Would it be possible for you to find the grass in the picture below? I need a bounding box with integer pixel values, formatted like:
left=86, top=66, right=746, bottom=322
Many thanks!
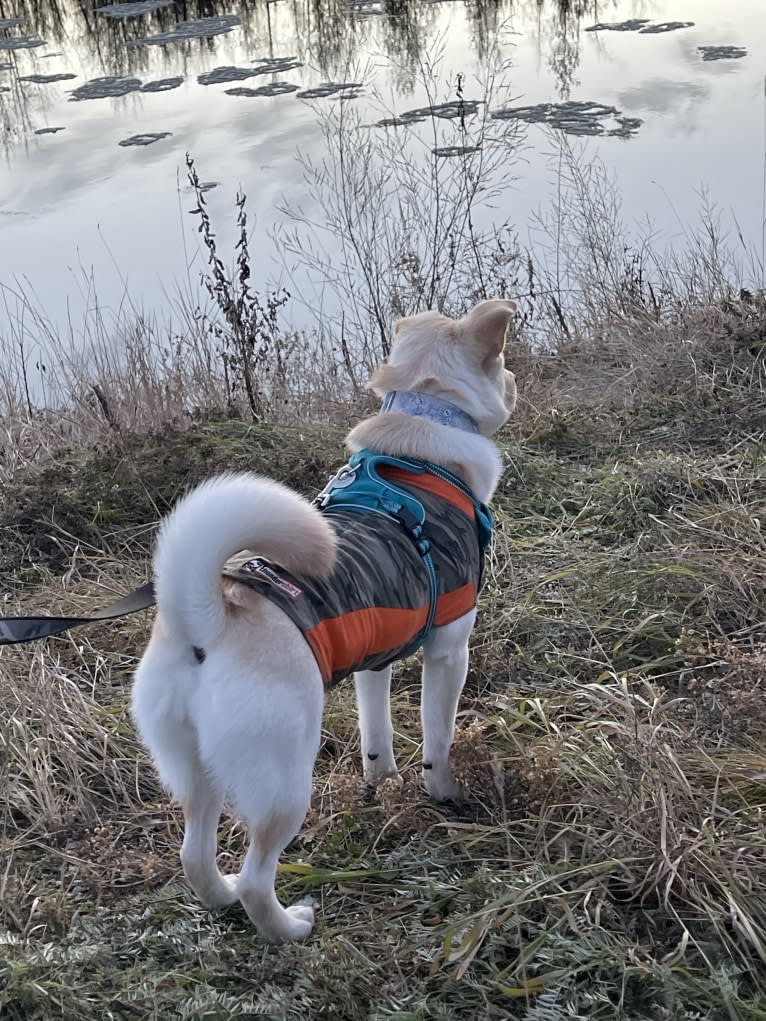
left=2, top=49, right=766, bottom=1020
left=2, top=297, right=766, bottom=1018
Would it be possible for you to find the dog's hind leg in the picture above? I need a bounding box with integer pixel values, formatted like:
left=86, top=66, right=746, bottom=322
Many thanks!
left=132, top=648, right=237, bottom=908
left=228, top=724, right=319, bottom=942
left=355, top=666, right=399, bottom=785
left=205, top=650, right=324, bottom=943
left=180, top=774, right=239, bottom=908
left=420, top=609, right=477, bottom=802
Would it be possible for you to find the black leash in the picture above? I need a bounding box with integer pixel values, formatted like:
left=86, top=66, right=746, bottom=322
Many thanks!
left=0, top=582, right=156, bottom=646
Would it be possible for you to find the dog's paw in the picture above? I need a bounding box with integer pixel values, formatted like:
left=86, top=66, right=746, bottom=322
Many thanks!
left=202, top=874, right=240, bottom=908
left=283, top=903, right=315, bottom=941
left=363, top=755, right=400, bottom=788
left=424, top=769, right=464, bottom=804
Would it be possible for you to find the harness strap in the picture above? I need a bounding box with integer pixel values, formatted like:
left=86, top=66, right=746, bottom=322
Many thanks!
left=314, top=449, right=491, bottom=646
left=0, top=582, right=156, bottom=646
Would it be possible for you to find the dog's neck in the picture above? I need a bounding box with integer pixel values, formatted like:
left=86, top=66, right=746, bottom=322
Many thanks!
left=380, top=391, right=479, bottom=435
left=345, top=397, right=503, bottom=504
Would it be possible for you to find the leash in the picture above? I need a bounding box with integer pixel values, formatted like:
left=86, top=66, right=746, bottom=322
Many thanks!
left=1, top=451, right=491, bottom=650
left=0, top=582, right=156, bottom=647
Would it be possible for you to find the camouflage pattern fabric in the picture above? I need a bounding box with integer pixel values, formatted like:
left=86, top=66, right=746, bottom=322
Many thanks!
left=223, top=473, right=484, bottom=688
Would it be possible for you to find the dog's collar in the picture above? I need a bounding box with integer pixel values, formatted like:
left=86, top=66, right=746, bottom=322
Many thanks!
left=380, top=391, right=480, bottom=435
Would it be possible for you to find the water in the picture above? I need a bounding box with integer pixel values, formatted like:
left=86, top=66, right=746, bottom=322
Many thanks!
left=0, top=0, right=764, bottom=350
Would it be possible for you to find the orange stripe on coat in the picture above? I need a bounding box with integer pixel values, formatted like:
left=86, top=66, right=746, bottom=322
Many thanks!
left=377, top=466, right=476, bottom=519
left=306, top=582, right=478, bottom=684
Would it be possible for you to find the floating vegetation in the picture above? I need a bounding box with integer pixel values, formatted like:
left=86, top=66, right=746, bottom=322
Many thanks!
left=70, top=76, right=142, bottom=100
left=34, top=126, right=66, bottom=134
left=199, top=58, right=303, bottom=85
left=297, top=82, right=363, bottom=100
left=225, top=82, right=299, bottom=97
left=0, top=35, right=45, bottom=50
left=97, top=0, right=175, bottom=16
left=698, top=45, right=747, bottom=61
left=491, top=100, right=642, bottom=138
left=639, top=21, right=694, bottom=34
left=0, top=17, right=26, bottom=29
left=199, top=181, right=218, bottom=192
left=140, top=76, right=184, bottom=92
left=0, top=84, right=9, bottom=92
left=606, top=116, right=644, bottom=138
left=433, top=144, right=481, bottom=157
left=128, top=15, right=240, bottom=47
left=585, top=19, right=650, bottom=32
left=19, top=72, right=78, bottom=84
left=376, top=99, right=479, bottom=127
left=586, top=19, right=694, bottom=34
left=0, top=63, right=11, bottom=71
left=252, top=56, right=303, bottom=75
left=198, top=65, right=260, bottom=85
left=118, top=131, right=172, bottom=146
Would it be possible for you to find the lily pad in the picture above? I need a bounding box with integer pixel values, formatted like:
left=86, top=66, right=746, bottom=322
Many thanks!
left=378, top=99, right=480, bottom=127
left=35, top=126, right=66, bottom=134
left=0, top=17, right=26, bottom=29
left=639, top=21, right=694, bottom=34
left=585, top=19, right=650, bottom=32
left=0, top=63, right=11, bottom=71
left=118, top=131, right=172, bottom=147
left=140, top=76, right=184, bottom=92
left=297, top=82, right=363, bottom=100
left=97, top=1, right=175, bottom=16
left=19, top=72, right=78, bottom=83
left=432, top=144, right=481, bottom=157
left=198, top=65, right=261, bottom=85
left=0, top=36, right=45, bottom=51
left=225, top=82, right=298, bottom=97
left=70, top=76, right=142, bottom=100
left=491, top=99, right=641, bottom=138
left=251, top=57, right=303, bottom=75
left=698, top=45, right=747, bottom=61
left=128, top=15, right=240, bottom=47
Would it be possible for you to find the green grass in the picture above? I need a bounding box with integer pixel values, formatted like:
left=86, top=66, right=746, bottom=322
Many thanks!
left=2, top=325, right=766, bottom=1019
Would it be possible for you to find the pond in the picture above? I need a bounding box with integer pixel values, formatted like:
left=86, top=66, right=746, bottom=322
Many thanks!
left=0, top=0, right=763, bottom=360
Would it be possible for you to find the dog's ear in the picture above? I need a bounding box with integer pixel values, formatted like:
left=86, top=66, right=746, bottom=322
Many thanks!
left=463, top=299, right=517, bottom=360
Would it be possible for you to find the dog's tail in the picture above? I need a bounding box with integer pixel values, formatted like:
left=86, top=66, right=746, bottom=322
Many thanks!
left=153, top=473, right=337, bottom=650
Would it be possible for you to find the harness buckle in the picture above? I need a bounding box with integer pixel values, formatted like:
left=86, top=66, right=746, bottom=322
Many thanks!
left=314, top=466, right=357, bottom=508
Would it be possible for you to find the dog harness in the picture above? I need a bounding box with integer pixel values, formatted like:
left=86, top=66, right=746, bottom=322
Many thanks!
left=223, top=449, right=493, bottom=688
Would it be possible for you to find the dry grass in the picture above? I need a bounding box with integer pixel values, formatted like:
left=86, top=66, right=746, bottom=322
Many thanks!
left=2, top=304, right=766, bottom=1018
left=2, top=56, right=766, bottom=1018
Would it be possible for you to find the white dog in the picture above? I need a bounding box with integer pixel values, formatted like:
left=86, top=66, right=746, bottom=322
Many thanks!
left=132, top=299, right=517, bottom=942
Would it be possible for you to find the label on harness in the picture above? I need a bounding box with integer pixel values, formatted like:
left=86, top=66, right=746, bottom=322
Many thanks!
left=239, top=558, right=303, bottom=599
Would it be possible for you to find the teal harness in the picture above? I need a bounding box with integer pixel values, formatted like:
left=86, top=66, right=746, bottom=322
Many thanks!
left=314, top=449, right=493, bottom=643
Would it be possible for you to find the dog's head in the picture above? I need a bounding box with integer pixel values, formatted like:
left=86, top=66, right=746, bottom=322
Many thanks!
left=368, top=299, right=517, bottom=436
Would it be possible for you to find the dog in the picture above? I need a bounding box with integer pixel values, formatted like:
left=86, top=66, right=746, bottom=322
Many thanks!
left=131, top=298, right=517, bottom=943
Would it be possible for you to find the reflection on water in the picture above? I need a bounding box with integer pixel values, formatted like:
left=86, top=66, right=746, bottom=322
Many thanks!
left=0, top=0, right=624, bottom=138
left=0, top=0, right=762, bottom=347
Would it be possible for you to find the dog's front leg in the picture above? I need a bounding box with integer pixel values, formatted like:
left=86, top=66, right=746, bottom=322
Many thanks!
left=355, top=666, right=399, bottom=785
left=420, top=609, right=477, bottom=802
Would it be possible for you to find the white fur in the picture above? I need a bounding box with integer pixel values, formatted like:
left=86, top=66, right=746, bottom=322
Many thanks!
left=132, top=299, right=516, bottom=944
